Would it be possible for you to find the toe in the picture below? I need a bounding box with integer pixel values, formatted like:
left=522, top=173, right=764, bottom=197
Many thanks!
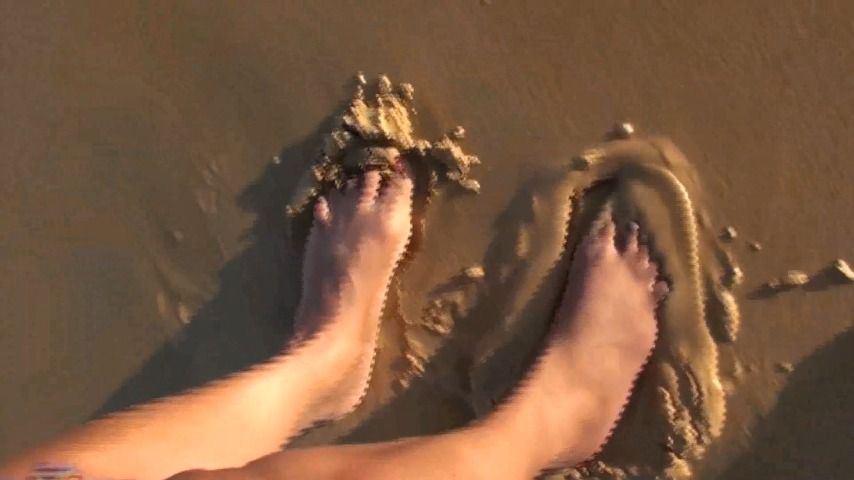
left=589, top=207, right=617, bottom=245
left=598, top=214, right=616, bottom=243
left=637, top=244, right=650, bottom=263
left=653, top=280, right=670, bottom=302
left=359, top=171, right=382, bottom=208
left=378, top=164, right=414, bottom=236
left=593, top=210, right=619, bottom=258
left=379, top=161, right=414, bottom=206
left=635, top=245, right=657, bottom=278
left=578, top=210, right=617, bottom=260
left=624, top=222, right=640, bottom=253
left=314, top=196, right=332, bottom=226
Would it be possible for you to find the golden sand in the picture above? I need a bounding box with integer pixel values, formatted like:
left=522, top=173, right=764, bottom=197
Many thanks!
left=287, top=76, right=742, bottom=479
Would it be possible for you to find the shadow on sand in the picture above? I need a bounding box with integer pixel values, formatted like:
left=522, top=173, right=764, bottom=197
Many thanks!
left=747, top=266, right=852, bottom=300
left=715, top=327, right=854, bottom=479
left=93, top=111, right=345, bottom=416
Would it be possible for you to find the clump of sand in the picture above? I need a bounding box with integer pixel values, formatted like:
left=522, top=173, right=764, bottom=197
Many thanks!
left=285, top=74, right=481, bottom=220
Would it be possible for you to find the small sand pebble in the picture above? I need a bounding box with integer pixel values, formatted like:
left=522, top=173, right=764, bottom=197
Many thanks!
left=775, top=362, right=794, bottom=373
left=463, top=265, right=485, bottom=279
left=608, top=121, right=635, bottom=140
left=450, top=125, right=466, bottom=140
left=176, top=302, right=193, bottom=324
left=355, top=71, right=367, bottom=85
left=831, top=258, right=854, bottom=283
left=748, top=241, right=762, bottom=252
left=398, top=82, right=415, bottom=101
left=571, top=148, right=604, bottom=171
left=169, top=230, right=185, bottom=243
left=721, top=226, right=738, bottom=241
left=459, top=178, right=481, bottom=193
left=768, top=270, right=809, bottom=289
left=721, top=378, right=737, bottom=395
left=723, top=265, right=744, bottom=288
left=731, top=359, right=745, bottom=380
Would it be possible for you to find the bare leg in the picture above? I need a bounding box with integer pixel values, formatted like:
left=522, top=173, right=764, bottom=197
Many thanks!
left=172, top=213, right=665, bottom=480
left=0, top=168, right=413, bottom=480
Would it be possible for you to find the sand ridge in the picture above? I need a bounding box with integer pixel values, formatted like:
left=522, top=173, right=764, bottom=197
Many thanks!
left=285, top=75, right=741, bottom=479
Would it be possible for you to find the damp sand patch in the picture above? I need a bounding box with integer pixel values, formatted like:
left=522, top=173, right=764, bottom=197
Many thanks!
left=283, top=76, right=740, bottom=479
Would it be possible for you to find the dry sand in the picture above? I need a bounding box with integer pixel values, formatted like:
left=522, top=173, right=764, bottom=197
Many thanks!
left=1, top=2, right=853, bottom=479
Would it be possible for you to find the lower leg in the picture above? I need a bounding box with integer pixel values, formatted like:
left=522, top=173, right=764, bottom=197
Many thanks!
left=0, top=168, right=414, bottom=480
left=173, top=213, right=665, bottom=480
left=171, top=421, right=536, bottom=480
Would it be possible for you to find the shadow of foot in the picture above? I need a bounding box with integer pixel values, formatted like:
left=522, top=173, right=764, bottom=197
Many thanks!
left=93, top=112, right=342, bottom=417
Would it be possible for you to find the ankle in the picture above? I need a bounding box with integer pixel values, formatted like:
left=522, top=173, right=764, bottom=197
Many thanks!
left=485, top=366, right=606, bottom=469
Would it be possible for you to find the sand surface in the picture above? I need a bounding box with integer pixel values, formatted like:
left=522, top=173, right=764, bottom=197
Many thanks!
left=1, top=2, right=853, bottom=478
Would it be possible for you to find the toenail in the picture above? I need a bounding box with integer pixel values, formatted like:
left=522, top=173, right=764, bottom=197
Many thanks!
left=653, top=280, right=670, bottom=298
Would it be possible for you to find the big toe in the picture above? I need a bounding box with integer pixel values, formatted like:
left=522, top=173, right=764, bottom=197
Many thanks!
left=579, top=212, right=618, bottom=260
left=313, top=195, right=332, bottom=226
left=359, top=170, right=382, bottom=208
left=379, top=162, right=414, bottom=207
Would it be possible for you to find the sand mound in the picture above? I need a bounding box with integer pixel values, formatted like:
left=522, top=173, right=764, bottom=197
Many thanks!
left=285, top=76, right=740, bottom=479
left=285, top=75, right=479, bottom=217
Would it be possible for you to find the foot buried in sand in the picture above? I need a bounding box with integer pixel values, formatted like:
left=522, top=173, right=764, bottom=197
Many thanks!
left=489, top=212, right=667, bottom=470
left=295, top=164, right=413, bottom=421
left=465, top=136, right=734, bottom=479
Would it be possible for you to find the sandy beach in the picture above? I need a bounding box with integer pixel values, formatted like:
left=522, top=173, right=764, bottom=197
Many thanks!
left=1, top=1, right=852, bottom=478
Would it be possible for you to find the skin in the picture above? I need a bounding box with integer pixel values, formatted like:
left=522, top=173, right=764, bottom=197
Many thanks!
left=0, top=162, right=665, bottom=480
left=0, top=170, right=410, bottom=480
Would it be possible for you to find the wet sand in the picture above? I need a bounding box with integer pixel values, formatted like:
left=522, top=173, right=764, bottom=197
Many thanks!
left=1, top=1, right=853, bottom=478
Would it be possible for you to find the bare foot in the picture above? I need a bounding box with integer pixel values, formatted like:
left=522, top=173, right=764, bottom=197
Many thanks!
left=293, top=163, right=413, bottom=422
left=489, top=212, right=666, bottom=470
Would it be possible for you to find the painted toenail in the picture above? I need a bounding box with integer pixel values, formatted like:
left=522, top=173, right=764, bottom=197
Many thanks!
left=392, top=157, right=404, bottom=173
left=653, top=280, right=670, bottom=299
